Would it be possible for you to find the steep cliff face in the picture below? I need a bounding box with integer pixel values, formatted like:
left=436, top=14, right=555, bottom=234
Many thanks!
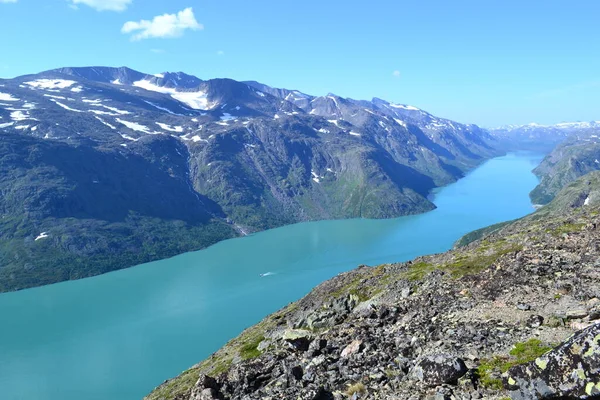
left=146, top=172, right=600, bottom=400
left=0, top=67, right=498, bottom=291
left=530, top=131, right=600, bottom=205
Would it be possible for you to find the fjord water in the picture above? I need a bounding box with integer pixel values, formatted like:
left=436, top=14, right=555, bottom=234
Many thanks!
left=0, top=152, right=542, bottom=400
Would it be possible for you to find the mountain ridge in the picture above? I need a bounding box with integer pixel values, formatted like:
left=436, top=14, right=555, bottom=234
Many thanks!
left=0, top=65, right=499, bottom=291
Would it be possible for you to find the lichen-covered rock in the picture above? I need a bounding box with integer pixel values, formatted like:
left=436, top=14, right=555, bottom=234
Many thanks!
left=411, top=354, right=468, bottom=386
left=505, top=323, right=600, bottom=399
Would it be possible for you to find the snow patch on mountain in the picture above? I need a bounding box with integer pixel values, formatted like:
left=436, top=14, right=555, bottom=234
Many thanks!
left=389, top=103, right=419, bottom=111
left=43, top=94, right=68, bottom=100
left=394, top=118, right=407, bottom=128
left=220, top=113, right=236, bottom=121
left=99, top=105, right=130, bottom=115
left=116, top=118, right=152, bottom=133
left=0, top=92, right=18, bottom=102
left=156, top=122, right=184, bottom=132
left=25, top=79, right=77, bottom=90
left=143, top=100, right=183, bottom=116
left=133, top=79, right=211, bottom=110
left=94, top=116, right=116, bottom=130
left=10, top=110, right=34, bottom=121
left=35, top=232, right=49, bottom=241
left=51, top=100, right=84, bottom=113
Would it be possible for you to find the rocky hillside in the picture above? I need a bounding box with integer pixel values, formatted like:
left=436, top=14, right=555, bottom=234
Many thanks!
left=146, top=172, right=600, bottom=400
left=0, top=66, right=498, bottom=292
left=530, top=130, right=600, bottom=205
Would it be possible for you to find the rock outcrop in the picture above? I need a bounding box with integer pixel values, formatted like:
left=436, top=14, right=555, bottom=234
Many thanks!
left=506, top=323, right=600, bottom=399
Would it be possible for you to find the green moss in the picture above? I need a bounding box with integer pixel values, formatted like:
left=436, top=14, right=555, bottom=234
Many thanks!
left=403, top=262, right=435, bottom=281
left=548, top=223, right=585, bottom=236
left=403, top=242, right=523, bottom=281
left=475, top=356, right=509, bottom=390
left=348, top=288, right=370, bottom=302
left=475, top=339, right=553, bottom=390
left=444, top=243, right=523, bottom=278
left=239, top=335, right=265, bottom=360
left=509, top=339, right=552, bottom=362
left=330, top=266, right=389, bottom=301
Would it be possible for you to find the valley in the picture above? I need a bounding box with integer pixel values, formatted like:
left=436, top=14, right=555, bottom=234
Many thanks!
left=2, top=3, right=599, bottom=400
left=1, top=69, right=599, bottom=400
left=0, top=66, right=500, bottom=292
left=0, top=152, right=542, bottom=400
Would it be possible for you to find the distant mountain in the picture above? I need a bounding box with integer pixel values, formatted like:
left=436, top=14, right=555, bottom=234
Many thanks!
left=0, top=66, right=498, bottom=291
left=489, top=121, right=600, bottom=152
left=529, top=129, right=600, bottom=204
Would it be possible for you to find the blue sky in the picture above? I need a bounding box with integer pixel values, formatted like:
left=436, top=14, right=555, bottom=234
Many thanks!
left=1, top=0, right=599, bottom=126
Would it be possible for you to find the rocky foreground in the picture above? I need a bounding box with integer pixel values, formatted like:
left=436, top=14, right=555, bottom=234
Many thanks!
left=147, top=172, right=600, bottom=400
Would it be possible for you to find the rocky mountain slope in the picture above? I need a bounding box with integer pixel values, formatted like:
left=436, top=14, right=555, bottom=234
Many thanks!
left=490, top=121, right=600, bottom=152
left=0, top=66, right=498, bottom=291
left=146, top=172, right=600, bottom=400
left=530, top=130, right=600, bottom=205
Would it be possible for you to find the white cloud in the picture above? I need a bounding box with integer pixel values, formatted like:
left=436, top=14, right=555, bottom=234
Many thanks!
left=392, top=70, right=401, bottom=78
left=69, top=0, right=131, bottom=11
left=121, top=7, right=203, bottom=41
left=0, top=0, right=18, bottom=3
left=217, top=50, right=225, bottom=56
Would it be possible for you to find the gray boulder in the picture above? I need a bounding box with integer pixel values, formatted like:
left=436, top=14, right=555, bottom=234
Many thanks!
left=411, top=354, right=468, bottom=386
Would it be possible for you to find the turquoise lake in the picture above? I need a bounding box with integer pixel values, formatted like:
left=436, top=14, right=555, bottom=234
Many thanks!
left=0, top=152, right=543, bottom=400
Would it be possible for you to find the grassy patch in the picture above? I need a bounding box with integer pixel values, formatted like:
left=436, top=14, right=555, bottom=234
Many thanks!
left=475, top=339, right=553, bottom=390
left=239, top=335, right=265, bottom=360
left=510, top=339, right=553, bottom=361
left=331, top=266, right=390, bottom=301
left=403, top=262, right=435, bottom=281
left=444, top=243, right=523, bottom=278
left=403, top=242, right=523, bottom=281
left=548, top=222, right=585, bottom=236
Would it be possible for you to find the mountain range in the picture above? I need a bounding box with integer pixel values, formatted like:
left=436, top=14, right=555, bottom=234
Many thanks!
left=489, top=121, right=600, bottom=152
left=0, top=66, right=499, bottom=291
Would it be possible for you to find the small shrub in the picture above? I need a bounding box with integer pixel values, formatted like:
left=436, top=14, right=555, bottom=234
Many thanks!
left=345, top=382, right=366, bottom=397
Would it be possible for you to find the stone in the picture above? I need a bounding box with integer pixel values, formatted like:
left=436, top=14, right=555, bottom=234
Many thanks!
left=526, top=315, right=544, bottom=328
left=505, top=323, right=600, bottom=399
left=282, top=329, right=314, bottom=352
left=311, top=387, right=335, bottom=400
left=341, top=340, right=364, bottom=358
left=517, top=303, right=531, bottom=311
left=290, top=365, right=303, bottom=380
left=566, top=308, right=589, bottom=319
left=411, top=354, right=468, bottom=386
